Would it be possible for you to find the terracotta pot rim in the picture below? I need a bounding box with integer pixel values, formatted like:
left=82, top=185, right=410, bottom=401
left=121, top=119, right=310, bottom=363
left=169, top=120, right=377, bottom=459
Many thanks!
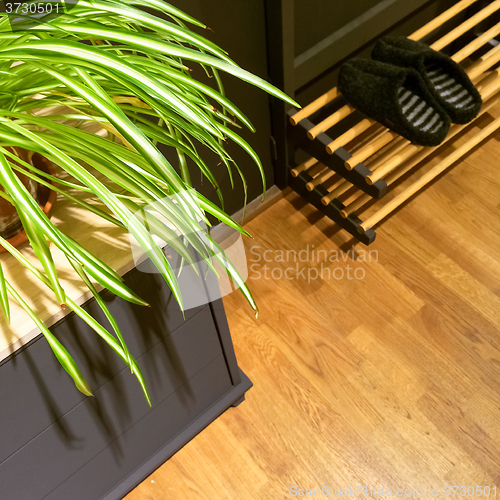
left=0, top=157, right=57, bottom=253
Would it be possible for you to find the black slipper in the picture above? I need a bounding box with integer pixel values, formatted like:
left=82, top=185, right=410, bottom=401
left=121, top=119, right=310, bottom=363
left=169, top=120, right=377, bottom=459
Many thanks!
left=372, top=36, right=482, bottom=124
left=338, top=59, right=450, bottom=147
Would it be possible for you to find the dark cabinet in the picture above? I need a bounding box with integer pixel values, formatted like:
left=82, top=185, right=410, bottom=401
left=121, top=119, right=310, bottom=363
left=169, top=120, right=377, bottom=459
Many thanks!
left=0, top=264, right=251, bottom=500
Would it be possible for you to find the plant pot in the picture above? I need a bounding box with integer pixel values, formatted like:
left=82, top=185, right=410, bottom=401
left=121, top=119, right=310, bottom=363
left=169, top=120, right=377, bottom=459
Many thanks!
left=0, top=149, right=57, bottom=253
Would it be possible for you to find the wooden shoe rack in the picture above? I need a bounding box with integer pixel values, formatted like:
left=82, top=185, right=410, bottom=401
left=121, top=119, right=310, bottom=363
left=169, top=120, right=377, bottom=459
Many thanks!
left=288, top=0, right=500, bottom=245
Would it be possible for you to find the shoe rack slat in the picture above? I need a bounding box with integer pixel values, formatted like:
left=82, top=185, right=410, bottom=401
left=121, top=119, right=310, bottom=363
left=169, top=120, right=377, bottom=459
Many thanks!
left=287, top=161, right=377, bottom=245
left=287, top=0, right=500, bottom=245
left=287, top=112, right=388, bottom=198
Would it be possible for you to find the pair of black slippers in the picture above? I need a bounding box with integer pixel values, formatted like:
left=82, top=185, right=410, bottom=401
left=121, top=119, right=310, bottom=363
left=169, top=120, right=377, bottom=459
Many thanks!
left=338, top=36, right=483, bottom=147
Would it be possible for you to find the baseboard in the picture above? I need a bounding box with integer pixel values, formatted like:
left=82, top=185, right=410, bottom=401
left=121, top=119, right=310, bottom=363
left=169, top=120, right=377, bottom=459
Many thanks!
left=210, top=185, right=287, bottom=243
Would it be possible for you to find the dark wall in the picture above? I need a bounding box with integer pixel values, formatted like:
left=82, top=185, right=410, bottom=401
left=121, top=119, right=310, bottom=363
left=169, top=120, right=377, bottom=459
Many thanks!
left=294, top=0, right=458, bottom=105
left=294, top=0, right=382, bottom=56
left=157, top=1, right=462, bottom=212
left=159, top=0, right=274, bottom=219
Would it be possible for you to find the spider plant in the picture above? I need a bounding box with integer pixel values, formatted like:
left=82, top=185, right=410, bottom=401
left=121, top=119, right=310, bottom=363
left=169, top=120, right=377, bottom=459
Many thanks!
left=0, top=0, right=297, bottom=402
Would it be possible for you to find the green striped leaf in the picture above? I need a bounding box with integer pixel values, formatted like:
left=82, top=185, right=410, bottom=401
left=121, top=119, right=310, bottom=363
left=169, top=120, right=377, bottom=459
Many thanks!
left=0, top=260, right=10, bottom=323
left=6, top=280, right=93, bottom=397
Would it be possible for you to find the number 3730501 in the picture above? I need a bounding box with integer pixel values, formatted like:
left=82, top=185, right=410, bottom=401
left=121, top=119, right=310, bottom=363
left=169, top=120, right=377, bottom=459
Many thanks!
left=5, top=3, right=60, bottom=14
left=443, top=486, right=497, bottom=496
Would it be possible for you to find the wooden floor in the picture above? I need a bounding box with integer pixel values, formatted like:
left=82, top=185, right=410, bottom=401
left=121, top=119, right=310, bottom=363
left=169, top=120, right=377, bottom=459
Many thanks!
left=126, top=123, right=500, bottom=499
